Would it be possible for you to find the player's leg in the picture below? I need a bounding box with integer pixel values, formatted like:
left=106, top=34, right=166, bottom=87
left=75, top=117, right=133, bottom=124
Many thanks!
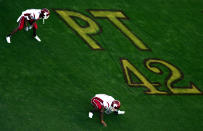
left=6, top=17, right=25, bottom=43
left=6, top=28, right=18, bottom=43
left=27, top=20, right=34, bottom=30
left=89, top=97, right=102, bottom=118
left=32, top=22, right=41, bottom=42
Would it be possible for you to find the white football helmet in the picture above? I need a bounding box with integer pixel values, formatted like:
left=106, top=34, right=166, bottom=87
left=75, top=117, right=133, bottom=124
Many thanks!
left=41, top=8, right=50, bottom=24
left=41, top=8, right=50, bottom=19
left=111, top=100, right=121, bottom=109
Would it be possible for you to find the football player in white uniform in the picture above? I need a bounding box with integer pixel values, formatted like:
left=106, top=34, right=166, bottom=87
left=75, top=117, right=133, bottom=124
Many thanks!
left=6, top=8, right=50, bottom=43
left=89, top=94, right=125, bottom=127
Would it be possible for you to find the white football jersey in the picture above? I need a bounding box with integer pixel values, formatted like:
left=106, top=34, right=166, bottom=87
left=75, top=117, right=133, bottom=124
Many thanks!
left=17, top=9, right=41, bottom=22
left=95, top=94, right=115, bottom=114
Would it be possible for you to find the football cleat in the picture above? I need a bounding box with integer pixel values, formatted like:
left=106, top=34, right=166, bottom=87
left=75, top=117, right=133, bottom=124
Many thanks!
left=6, top=36, right=11, bottom=43
left=34, top=35, right=41, bottom=42
left=88, top=112, right=93, bottom=118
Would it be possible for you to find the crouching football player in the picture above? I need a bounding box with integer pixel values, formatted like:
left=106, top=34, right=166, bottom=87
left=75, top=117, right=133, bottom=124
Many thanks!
left=6, top=8, right=50, bottom=43
left=89, top=94, right=125, bottom=127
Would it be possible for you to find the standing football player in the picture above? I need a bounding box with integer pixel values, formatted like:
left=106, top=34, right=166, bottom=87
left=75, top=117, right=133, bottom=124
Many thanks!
left=89, top=94, right=125, bottom=127
left=6, top=8, right=50, bottom=43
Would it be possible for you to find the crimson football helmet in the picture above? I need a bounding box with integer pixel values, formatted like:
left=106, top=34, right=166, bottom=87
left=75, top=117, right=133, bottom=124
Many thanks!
left=111, top=100, right=120, bottom=109
left=41, top=8, right=50, bottom=19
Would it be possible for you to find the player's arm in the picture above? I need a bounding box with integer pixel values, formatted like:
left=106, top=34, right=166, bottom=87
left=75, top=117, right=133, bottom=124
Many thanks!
left=88, top=106, right=99, bottom=118
left=30, top=20, right=36, bottom=25
left=100, top=106, right=107, bottom=127
left=24, top=13, right=32, bottom=21
left=25, top=19, right=28, bottom=27
left=23, top=13, right=36, bottom=29
left=89, top=106, right=97, bottom=114
left=29, top=14, right=37, bottom=25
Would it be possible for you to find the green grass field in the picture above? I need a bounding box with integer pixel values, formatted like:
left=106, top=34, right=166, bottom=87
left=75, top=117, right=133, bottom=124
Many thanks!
left=0, top=0, right=203, bottom=130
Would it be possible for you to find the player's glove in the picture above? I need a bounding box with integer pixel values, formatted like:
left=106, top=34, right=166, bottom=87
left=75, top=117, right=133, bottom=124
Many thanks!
left=117, top=110, right=125, bottom=115
left=25, top=25, right=33, bottom=31
left=25, top=26, right=29, bottom=31
left=29, top=25, right=33, bottom=30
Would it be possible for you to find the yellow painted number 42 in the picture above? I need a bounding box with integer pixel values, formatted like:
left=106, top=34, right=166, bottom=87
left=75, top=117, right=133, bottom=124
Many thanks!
left=121, top=58, right=202, bottom=95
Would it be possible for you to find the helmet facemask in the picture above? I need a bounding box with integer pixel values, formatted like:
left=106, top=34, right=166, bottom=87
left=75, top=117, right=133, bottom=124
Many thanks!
left=43, top=12, right=50, bottom=19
